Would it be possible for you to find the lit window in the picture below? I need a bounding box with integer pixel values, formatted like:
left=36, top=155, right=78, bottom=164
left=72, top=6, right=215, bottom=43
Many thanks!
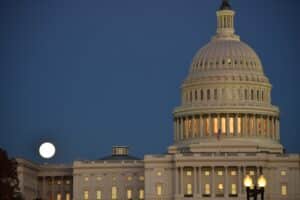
left=127, top=176, right=132, bottom=181
left=186, top=170, right=192, bottom=176
left=204, top=171, right=210, bottom=176
left=281, top=171, right=287, bottom=176
left=127, top=189, right=132, bottom=200
left=205, top=118, right=210, bottom=136
left=157, top=171, right=162, bottom=176
left=66, top=180, right=71, bottom=184
left=112, top=186, right=117, bottom=200
left=231, top=184, right=237, bottom=195
left=218, top=183, right=224, bottom=190
left=83, top=191, right=89, bottom=200
left=227, top=58, right=232, bottom=64
left=249, top=171, right=255, bottom=176
left=57, top=193, right=62, bottom=200
left=66, top=193, right=71, bottom=200
left=139, top=189, right=144, bottom=199
left=281, top=184, right=287, bottom=196
left=221, top=117, right=226, bottom=134
left=217, top=171, right=223, bottom=176
left=186, top=183, right=193, bottom=195
left=213, top=117, right=218, bottom=134
left=139, top=176, right=144, bottom=181
left=237, top=117, right=241, bottom=135
left=204, top=184, right=210, bottom=195
left=156, top=184, right=162, bottom=196
left=96, top=176, right=102, bottom=181
left=84, top=177, right=89, bottom=182
left=96, top=190, right=102, bottom=200
left=229, top=117, right=234, bottom=135
left=112, top=177, right=116, bottom=181
left=57, top=180, right=61, bottom=185
left=231, top=171, right=237, bottom=176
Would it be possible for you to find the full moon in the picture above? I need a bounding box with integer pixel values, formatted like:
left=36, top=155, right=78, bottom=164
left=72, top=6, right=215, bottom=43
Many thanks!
left=39, top=142, right=56, bottom=159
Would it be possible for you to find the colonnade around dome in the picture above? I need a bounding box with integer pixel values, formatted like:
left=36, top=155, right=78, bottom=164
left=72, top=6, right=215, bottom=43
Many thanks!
left=173, top=113, right=280, bottom=142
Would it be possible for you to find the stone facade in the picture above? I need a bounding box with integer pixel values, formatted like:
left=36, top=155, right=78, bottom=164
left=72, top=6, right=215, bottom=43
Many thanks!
left=16, top=1, right=300, bottom=200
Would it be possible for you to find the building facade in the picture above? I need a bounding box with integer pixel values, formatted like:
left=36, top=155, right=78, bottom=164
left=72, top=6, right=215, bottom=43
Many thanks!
left=17, top=1, right=300, bottom=200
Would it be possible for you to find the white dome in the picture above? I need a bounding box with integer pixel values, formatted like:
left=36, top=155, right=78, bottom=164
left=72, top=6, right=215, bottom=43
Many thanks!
left=187, top=39, right=269, bottom=83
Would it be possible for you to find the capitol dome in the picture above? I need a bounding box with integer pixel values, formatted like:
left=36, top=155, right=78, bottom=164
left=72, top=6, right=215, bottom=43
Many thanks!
left=169, top=0, right=282, bottom=154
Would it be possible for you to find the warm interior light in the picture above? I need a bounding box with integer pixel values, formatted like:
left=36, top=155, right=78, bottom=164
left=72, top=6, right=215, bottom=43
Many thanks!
left=257, top=175, right=267, bottom=188
left=243, top=175, right=253, bottom=187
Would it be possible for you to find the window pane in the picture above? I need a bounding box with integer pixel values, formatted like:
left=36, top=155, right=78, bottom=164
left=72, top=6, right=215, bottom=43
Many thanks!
left=84, top=191, right=88, bottom=200
left=112, top=186, right=117, bottom=199
left=96, top=190, right=101, bottom=200
left=156, top=184, right=162, bottom=196
left=139, top=189, right=144, bottom=199
left=221, top=117, right=226, bottom=134
left=127, top=189, right=132, bottom=199
left=229, top=117, right=234, bottom=135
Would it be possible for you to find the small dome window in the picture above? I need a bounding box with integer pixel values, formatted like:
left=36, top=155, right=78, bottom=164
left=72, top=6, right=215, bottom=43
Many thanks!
left=227, top=58, right=232, bottom=64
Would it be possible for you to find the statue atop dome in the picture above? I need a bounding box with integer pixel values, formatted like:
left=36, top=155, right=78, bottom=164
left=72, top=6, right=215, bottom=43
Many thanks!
left=219, top=0, right=232, bottom=10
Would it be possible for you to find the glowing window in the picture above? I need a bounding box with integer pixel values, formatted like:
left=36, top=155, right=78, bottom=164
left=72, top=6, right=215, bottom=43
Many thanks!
left=186, top=171, right=192, bottom=176
left=231, top=184, right=237, bottom=195
left=83, top=191, right=89, bottom=200
left=139, top=176, right=144, bottom=181
left=221, top=117, right=226, bottom=134
left=204, top=184, right=210, bottom=195
left=156, top=184, right=162, bottom=196
left=139, top=189, right=144, bottom=199
left=213, top=117, right=218, bottom=134
left=66, top=193, right=71, bottom=200
left=187, top=183, right=193, bottom=195
left=57, top=193, right=62, bottom=200
left=157, top=171, right=162, bottom=176
left=231, top=171, right=237, bottom=176
left=218, top=183, right=224, bottom=190
left=249, top=171, right=255, bottom=176
left=96, top=190, right=102, bottom=200
left=112, top=186, right=117, bottom=200
left=66, top=180, right=71, bottom=184
left=281, top=171, right=287, bottom=176
left=204, top=171, right=210, bottom=176
left=96, top=177, right=102, bottom=181
left=217, top=171, right=223, bottom=176
left=57, top=180, right=61, bottom=185
left=127, top=176, right=132, bottom=181
left=127, top=189, right=132, bottom=199
left=281, top=184, right=287, bottom=196
left=229, top=117, right=234, bottom=135
left=205, top=118, right=210, bottom=136
left=84, top=177, right=89, bottom=182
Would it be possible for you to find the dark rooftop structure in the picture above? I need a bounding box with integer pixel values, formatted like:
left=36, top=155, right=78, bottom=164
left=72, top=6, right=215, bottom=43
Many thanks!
left=99, top=146, right=141, bottom=161
left=219, top=0, right=232, bottom=10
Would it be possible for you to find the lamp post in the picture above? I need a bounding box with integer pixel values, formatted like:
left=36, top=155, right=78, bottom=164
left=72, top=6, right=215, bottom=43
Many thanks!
left=243, top=174, right=267, bottom=200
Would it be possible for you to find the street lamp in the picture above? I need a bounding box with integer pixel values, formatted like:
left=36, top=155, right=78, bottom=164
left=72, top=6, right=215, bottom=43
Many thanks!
left=243, top=174, right=267, bottom=200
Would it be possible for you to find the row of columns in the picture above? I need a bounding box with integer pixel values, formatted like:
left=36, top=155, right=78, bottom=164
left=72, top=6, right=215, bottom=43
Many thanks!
left=174, top=113, right=279, bottom=141
left=174, top=166, right=262, bottom=198
left=40, top=176, right=72, bottom=200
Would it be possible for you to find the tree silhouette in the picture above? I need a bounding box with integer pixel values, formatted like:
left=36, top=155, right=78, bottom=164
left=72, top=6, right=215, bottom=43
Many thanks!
left=0, top=148, right=24, bottom=200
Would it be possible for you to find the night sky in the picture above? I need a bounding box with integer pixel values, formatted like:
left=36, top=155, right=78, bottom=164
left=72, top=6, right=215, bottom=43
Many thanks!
left=0, top=0, right=299, bottom=163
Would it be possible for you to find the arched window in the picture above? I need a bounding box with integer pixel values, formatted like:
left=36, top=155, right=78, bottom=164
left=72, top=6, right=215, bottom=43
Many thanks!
left=200, top=90, right=204, bottom=101
left=262, top=90, right=264, bottom=101
left=245, top=89, right=248, bottom=100
left=214, top=89, right=217, bottom=100
left=195, top=90, right=198, bottom=101
left=190, top=91, right=192, bottom=102
left=251, top=90, right=254, bottom=100
left=257, top=90, right=260, bottom=101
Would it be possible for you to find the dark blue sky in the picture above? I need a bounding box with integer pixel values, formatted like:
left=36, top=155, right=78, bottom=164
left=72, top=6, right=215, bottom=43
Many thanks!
left=0, top=0, right=299, bottom=163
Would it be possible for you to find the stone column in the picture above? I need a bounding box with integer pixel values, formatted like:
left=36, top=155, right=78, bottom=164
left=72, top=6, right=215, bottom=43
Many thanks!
left=42, top=176, right=46, bottom=200
left=198, top=166, right=202, bottom=196
left=61, top=176, right=64, bottom=199
left=199, top=115, right=203, bottom=137
left=180, top=167, right=184, bottom=196
left=253, top=115, right=257, bottom=136
left=234, top=114, right=238, bottom=137
left=238, top=166, right=242, bottom=195
left=181, top=117, right=184, bottom=140
left=193, top=167, right=197, bottom=196
left=209, top=114, right=212, bottom=136
left=217, top=114, right=221, bottom=135
left=191, top=115, right=195, bottom=138
left=212, top=167, right=215, bottom=197
left=266, top=116, right=270, bottom=138
left=225, top=167, right=228, bottom=197
left=175, top=167, right=179, bottom=195
left=51, top=177, right=54, bottom=200
left=226, top=114, right=230, bottom=137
